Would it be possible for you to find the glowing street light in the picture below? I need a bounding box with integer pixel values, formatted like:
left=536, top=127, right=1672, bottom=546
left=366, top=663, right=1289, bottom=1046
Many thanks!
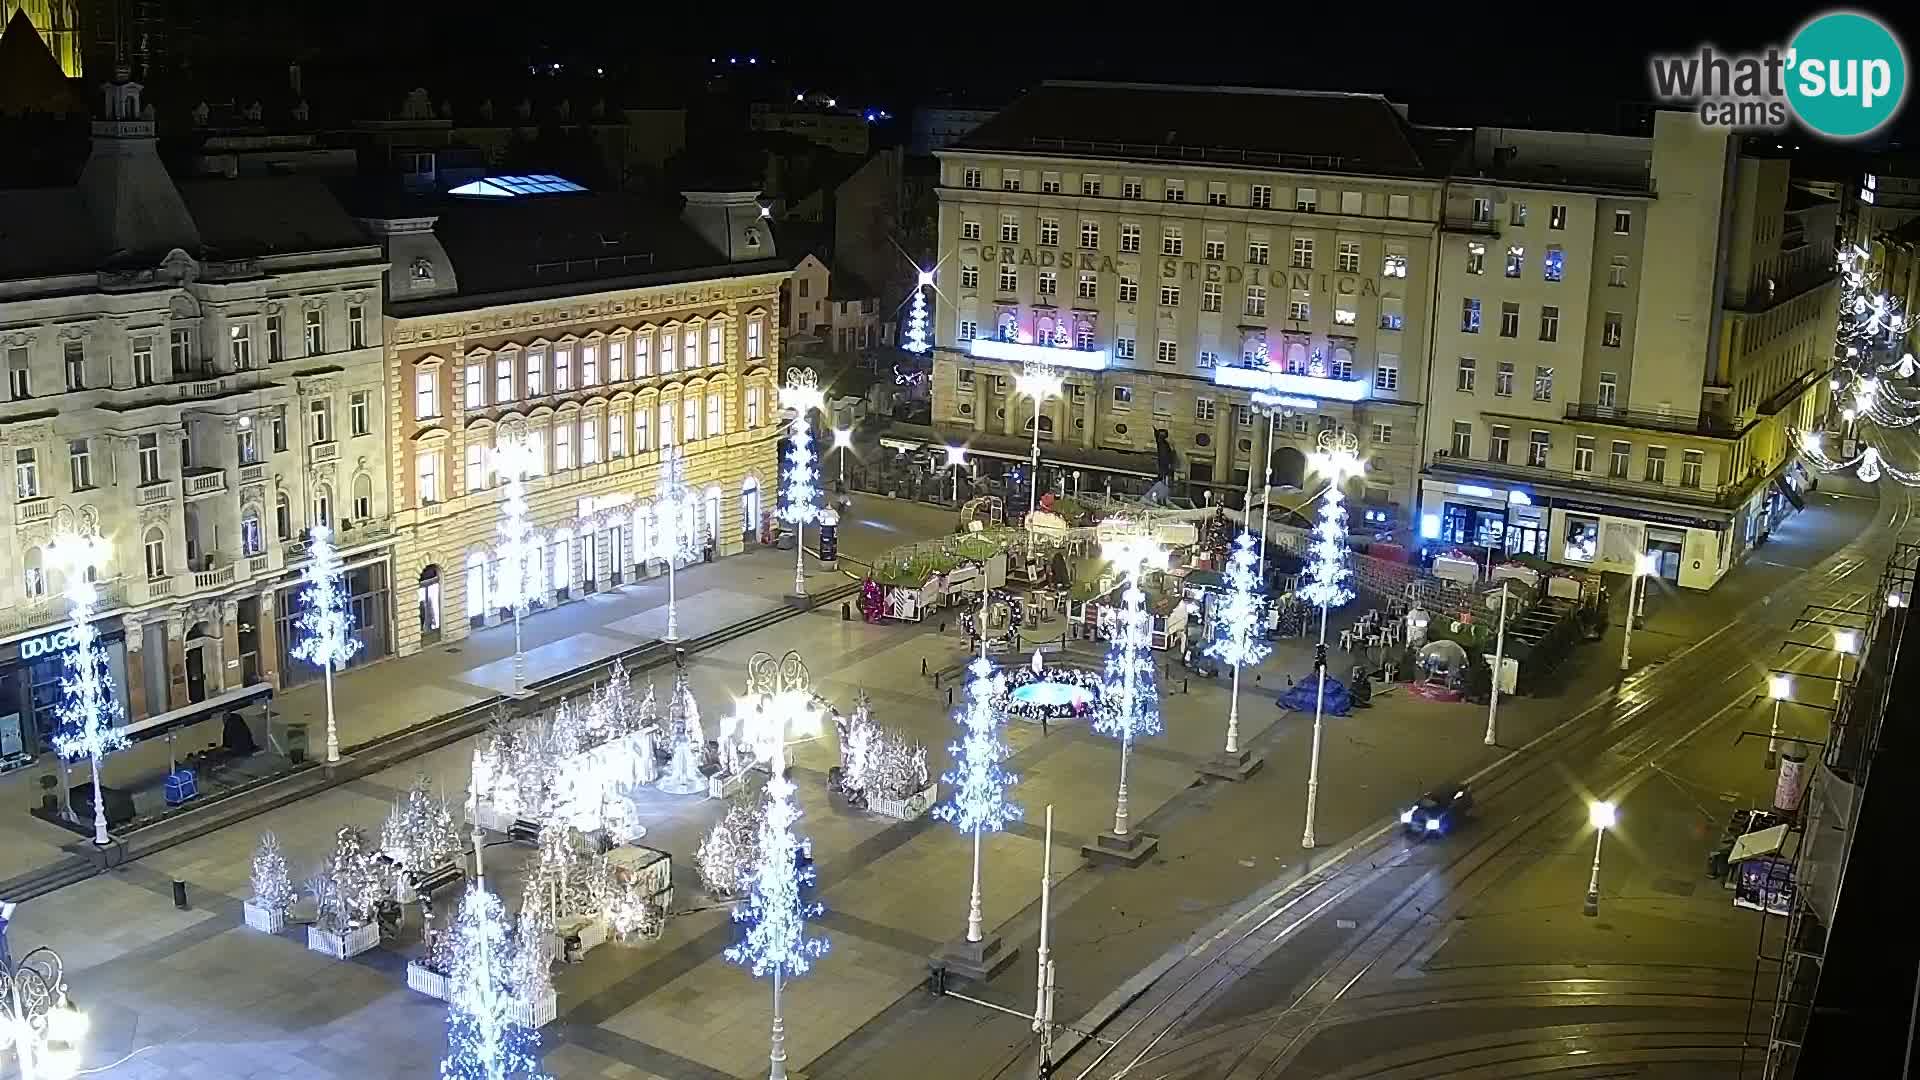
left=1300, top=431, right=1363, bottom=850
left=1833, top=629, right=1858, bottom=706
left=831, top=427, right=854, bottom=490
left=1619, top=551, right=1659, bottom=672
left=1014, top=362, right=1063, bottom=555
left=945, top=444, right=968, bottom=503
left=1583, top=800, right=1617, bottom=916
left=1766, top=674, right=1792, bottom=770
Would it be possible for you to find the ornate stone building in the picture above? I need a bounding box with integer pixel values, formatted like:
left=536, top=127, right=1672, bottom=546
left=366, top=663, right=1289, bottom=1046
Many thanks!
left=0, top=76, right=391, bottom=756
left=345, top=182, right=788, bottom=658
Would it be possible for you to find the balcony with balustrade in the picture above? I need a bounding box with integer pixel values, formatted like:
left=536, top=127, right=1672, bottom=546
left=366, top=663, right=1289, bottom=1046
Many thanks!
left=182, top=467, right=229, bottom=501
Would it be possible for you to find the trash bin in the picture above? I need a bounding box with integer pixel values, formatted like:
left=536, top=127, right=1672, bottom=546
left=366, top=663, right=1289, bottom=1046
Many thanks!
left=286, top=723, right=309, bottom=765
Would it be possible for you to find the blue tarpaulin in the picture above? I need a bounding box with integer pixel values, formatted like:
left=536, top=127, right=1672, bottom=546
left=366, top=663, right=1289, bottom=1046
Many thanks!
left=1276, top=674, right=1352, bottom=716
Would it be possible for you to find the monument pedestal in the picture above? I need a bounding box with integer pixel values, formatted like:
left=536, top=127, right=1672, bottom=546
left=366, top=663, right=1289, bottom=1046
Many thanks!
left=1082, top=829, right=1159, bottom=867
left=1200, top=747, right=1265, bottom=782
left=931, top=932, right=1018, bottom=983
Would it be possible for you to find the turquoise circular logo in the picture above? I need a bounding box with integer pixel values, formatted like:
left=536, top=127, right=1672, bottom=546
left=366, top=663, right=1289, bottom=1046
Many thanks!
left=1787, top=11, right=1908, bottom=139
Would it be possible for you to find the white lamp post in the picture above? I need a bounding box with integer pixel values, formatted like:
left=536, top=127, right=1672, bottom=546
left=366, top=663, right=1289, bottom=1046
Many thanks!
left=1015, top=363, right=1063, bottom=557
left=1484, top=583, right=1510, bottom=747
left=832, top=427, right=853, bottom=491
left=1300, top=431, right=1363, bottom=850
left=1833, top=629, right=1858, bottom=706
left=48, top=533, right=126, bottom=848
left=1618, top=552, right=1659, bottom=672
left=945, top=444, right=968, bottom=504
left=780, top=369, right=826, bottom=598
left=1583, top=800, right=1617, bottom=916
left=1097, top=531, right=1169, bottom=846
left=652, top=442, right=702, bottom=641
left=1766, top=674, right=1792, bottom=769
left=490, top=433, right=542, bottom=691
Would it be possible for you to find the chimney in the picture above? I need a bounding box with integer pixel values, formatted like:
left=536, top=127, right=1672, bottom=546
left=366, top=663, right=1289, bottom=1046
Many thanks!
left=288, top=60, right=302, bottom=97
left=680, top=190, right=775, bottom=263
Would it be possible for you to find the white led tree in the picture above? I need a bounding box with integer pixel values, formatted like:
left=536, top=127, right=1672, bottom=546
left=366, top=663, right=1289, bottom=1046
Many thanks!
left=779, top=368, right=825, bottom=598
left=493, top=433, right=544, bottom=694
left=1300, top=431, right=1363, bottom=850
left=651, top=442, right=702, bottom=641
left=441, top=883, right=548, bottom=1080
left=656, top=667, right=705, bottom=795
left=933, top=593, right=1021, bottom=950
left=1204, top=532, right=1271, bottom=775
left=1092, top=531, right=1167, bottom=859
left=291, top=524, right=362, bottom=763
left=50, top=532, right=127, bottom=845
left=726, top=652, right=828, bottom=1080
left=903, top=269, right=933, bottom=356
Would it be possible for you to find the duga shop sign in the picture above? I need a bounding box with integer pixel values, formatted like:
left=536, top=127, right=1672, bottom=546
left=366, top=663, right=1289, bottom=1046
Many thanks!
left=19, top=626, right=81, bottom=661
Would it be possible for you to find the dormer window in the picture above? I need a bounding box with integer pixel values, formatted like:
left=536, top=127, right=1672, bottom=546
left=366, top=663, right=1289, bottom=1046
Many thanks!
left=744, top=226, right=761, bottom=249
left=410, top=256, right=435, bottom=284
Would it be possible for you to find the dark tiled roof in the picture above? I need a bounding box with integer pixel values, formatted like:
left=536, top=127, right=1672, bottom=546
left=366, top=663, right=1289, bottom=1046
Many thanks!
left=953, top=82, right=1446, bottom=177
left=177, top=176, right=374, bottom=257
left=0, top=187, right=100, bottom=276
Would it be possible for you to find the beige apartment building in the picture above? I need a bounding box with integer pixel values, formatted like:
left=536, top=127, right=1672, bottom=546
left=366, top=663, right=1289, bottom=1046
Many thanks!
left=346, top=183, right=788, bottom=657
left=1423, top=113, right=1838, bottom=590
left=0, top=76, right=394, bottom=758
left=930, top=82, right=1453, bottom=528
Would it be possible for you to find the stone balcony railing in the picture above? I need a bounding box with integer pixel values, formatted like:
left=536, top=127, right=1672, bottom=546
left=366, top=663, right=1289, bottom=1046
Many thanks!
left=192, top=563, right=236, bottom=590
left=17, top=497, right=53, bottom=525
left=239, top=463, right=267, bottom=485
left=183, top=468, right=228, bottom=499
left=310, top=441, right=340, bottom=465
left=138, top=480, right=175, bottom=505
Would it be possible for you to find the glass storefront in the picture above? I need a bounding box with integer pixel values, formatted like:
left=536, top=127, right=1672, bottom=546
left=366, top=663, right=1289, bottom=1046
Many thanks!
left=1441, top=502, right=1506, bottom=549
left=0, top=620, right=131, bottom=759
left=276, top=560, right=393, bottom=688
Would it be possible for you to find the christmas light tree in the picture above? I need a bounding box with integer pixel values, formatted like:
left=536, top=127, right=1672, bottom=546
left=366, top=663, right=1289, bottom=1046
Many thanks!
left=441, top=883, right=547, bottom=1079
left=779, top=369, right=825, bottom=597
left=652, top=443, right=703, bottom=641
left=1094, top=533, right=1167, bottom=845
left=49, top=532, right=127, bottom=845
left=292, top=524, right=362, bottom=763
left=904, top=269, right=933, bottom=356
left=1300, top=432, right=1364, bottom=850
left=493, top=434, right=544, bottom=694
left=656, top=669, right=706, bottom=795
left=933, top=637, right=1020, bottom=944
left=724, top=753, right=827, bottom=1080
left=1205, top=532, right=1271, bottom=763
left=250, top=831, right=295, bottom=916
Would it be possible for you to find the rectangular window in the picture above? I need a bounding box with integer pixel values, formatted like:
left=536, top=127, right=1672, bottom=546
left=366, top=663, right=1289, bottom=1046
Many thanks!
left=1160, top=285, right=1181, bottom=307
left=67, top=439, right=90, bottom=491
left=1002, top=172, right=1021, bottom=192
left=169, top=328, right=194, bottom=375
left=1496, top=361, right=1515, bottom=397
left=1155, top=340, right=1177, bottom=365
left=1120, top=224, right=1141, bottom=253
left=607, top=339, right=625, bottom=381
left=1374, top=358, right=1399, bottom=392
left=1245, top=285, right=1267, bottom=316
left=265, top=315, right=283, bottom=361
left=496, top=355, right=515, bottom=401
left=635, top=335, right=654, bottom=376
left=416, top=449, right=440, bottom=503
left=1080, top=220, right=1099, bottom=249
left=1510, top=201, right=1528, bottom=226
left=1602, top=312, right=1623, bottom=347
left=304, top=309, right=324, bottom=354
left=1196, top=397, right=1216, bottom=422
left=1250, top=184, right=1273, bottom=209
left=1613, top=210, right=1633, bottom=234
left=582, top=342, right=600, bottom=385
left=1207, top=182, right=1228, bottom=206
left=1295, top=188, right=1317, bottom=212
left=1462, top=298, right=1482, bottom=333
left=1466, top=242, right=1486, bottom=274
left=1118, top=276, right=1139, bottom=303
left=1077, top=273, right=1097, bottom=300
left=1471, top=197, right=1492, bottom=223
left=236, top=428, right=257, bottom=465
left=962, top=220, right=982, bottom=241
left=1162, top=226, right=1183, bottom=256
left=222, top=326, right=249, bottom=372
left=309, top=398, right=332, bottom=444
left=1288, top=297, right=1310, bottom=322
left=1115, top=337, right=1135, bottom=360
left=1204, top=239, right=1225, bottom=261
left=1534, top=365, right=1555, bottom=401
left=348, top=304, right=367, bottom=349
left=1113, top=386, right=1134, bottom=407
left=1123, top=179, right=1143, bottom=199
left=1081, top=176, right=1102, bottom=197
left=144, top=529, right=165, bottom=579
left=1291, top=237, right=1314, bottom=268
left=1598, top=371, right=1618, bottom=408
left=1543, top=246, right=1565, bottom=282
left=526, top=348, right=546, bottom=394
left=13, top=448, right=37, bottom=500
left=1001, top=214, right=1020, bottom=243
left=138, top=434, right=161, bottom=484
left=1372, top=422, right=1393, bottom=444
left=609, top=413, right=626, bottom=457
left=1077, top=325, right=1096, bottom=351
left=1574, top=436, right=1595, bottom=472
left=1608, top=255, right=1629, bottom=287
left=1202, top=281, right=1222, bottom=311
left=1248, top=241, right=1270, bottom=265
left=1539, top=306, right=1560, bottom=341
left=1041, top=173, right=1062, bottom=194
left=351, top=390, right=370, bottom=436
left=415, top=368, right=439, bottom=418
left=636, top=406, right=651, bottom=450
left=582, top=416, right=600, bottom=463
left=1456, top=357, right=1477, bottom=392
left=554, top=422, right=573, bottom=469
left=1164, top=179, right=1185, bottom=202
left=1500, top=302, right=1520, bottom=337
left=747, top=318, right=765, bottom=359
left=683, top=397, right=699, bottom=441
left=1039, top=217, right=1059, bottom=246
left=1337, top=241, right=1361, bottom=273
left=1380, top=297, right=1404, bottom=331
left=466, top=444, right=486, bottom=492
left=132, top=336, right=157, bottom=385
left=682, top=332, right=697, bottom=372
left=1235, top=404, right=1253, bottom=427
left=999, top=264, right=1018, bottom=293
left=1489, top=425, right=1511, bottom=463
left=1152, top=391, right=1173, bottom=416
left=1451, top=421, right=1472, bottom=457
left=1528, top=430, right=1550, bottom=467
left=1645, top=446, right=1667, bottom=483
left=1682, top=449, right=1704, bottom=488
left=465, top=363, right=485, bottom=408
left=1609, top=440, right=1631, bottom=478
left=1549, top=204, right=1567, bottom=230
left=1506, top=245, right=1525, bottom=278
left=963, top=167, right=982, bottom=189
left=958, top=320, right=978, bottom=342
left=1039, top=271, right=1058, bottom=296
left=1341, top=190, right=1364, bottom=215
left=271, top=406, right=287, bottom=452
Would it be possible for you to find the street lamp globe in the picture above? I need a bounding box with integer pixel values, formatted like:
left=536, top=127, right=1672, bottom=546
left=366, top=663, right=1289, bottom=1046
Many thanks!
left=917, top=268, right=935, bottom=288
left=1589, top=800, right=1617, bottom=830
left=832, top=427, right=853, bottom=451
left=1834, top=630, right=1859, bottom=655
left=945, top=445, right=967, bottom=469
left=1633, top=552, right=1659, bottom=577
left=1768, top=674, right=1792, bottom=700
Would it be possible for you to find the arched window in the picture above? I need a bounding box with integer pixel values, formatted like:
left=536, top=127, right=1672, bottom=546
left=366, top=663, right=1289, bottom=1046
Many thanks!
left=352, top=473, right=374, bottom=520
left=275, top=491, right=292, bottom=540
left=21, top=546, right=45, bottom=599
left=998, top=312, right=1019, bottom=341
left=240, top=506, right=264, bottom=556
left=312, top=483, right=333, bottom=529
left=465, top=550, right=489, bottom=623
left=705, top=486, right=722, bottom=546
left=1285, top=342, right=1309, bottom=375
left=143, top=527, right=166, bottom=580
left=740, top=478, right=761, bottom=542
left=632, top=502, right=652, bottom=565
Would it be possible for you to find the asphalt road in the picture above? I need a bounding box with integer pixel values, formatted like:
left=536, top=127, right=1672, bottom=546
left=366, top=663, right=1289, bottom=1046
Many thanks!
left=1067, top=485, right=1916, bottom=1080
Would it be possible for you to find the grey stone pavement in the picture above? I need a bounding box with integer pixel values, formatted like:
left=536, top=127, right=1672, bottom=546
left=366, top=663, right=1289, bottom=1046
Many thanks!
left=0, top=486, right=1878, bottom=1080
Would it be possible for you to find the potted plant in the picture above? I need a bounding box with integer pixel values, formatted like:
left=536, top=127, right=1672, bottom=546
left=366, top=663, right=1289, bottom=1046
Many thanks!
left=243, top=832, right=294, bottom=934
left=306, top=827, right=387, bottom=959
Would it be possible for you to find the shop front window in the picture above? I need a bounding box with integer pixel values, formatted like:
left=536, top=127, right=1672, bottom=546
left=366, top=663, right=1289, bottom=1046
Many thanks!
left=1441, top=503, right=1506, bottom=549
left=1563, top=516, right=1599, bottom=562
